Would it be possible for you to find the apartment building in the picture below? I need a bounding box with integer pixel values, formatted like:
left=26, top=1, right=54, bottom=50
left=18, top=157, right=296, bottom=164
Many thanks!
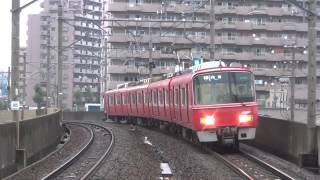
left=104, top=0, right=320, bottom=108
left=18, top=47, right=27, bottom=104
left=26, top=0, right=103, bottom=110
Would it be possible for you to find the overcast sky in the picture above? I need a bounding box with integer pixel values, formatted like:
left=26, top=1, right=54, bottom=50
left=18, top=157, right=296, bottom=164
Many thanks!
left=0, top=0, right=43, bottom=72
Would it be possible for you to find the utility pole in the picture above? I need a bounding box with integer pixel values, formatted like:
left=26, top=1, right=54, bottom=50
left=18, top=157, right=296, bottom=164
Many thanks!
left=148, top=22, right=153, bottom=78
left=57, top=5, right=63, bottom=111
left=306, top=0, right=317, bottom=154
left=22, top=53, right=26, bottom=105
left=290, top=46, right=296, bottom=122
left=11, top=0, right=20, bottom=149
left=210, top=0, right=215, bottom=61
left=21, top=52, right=26, bottom=121
left=7, top=67, right=11, bottom=109
left=46, top=22, right=51, bottom=112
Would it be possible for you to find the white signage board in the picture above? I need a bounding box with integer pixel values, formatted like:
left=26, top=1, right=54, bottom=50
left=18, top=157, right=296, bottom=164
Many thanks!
left=11, top=101, right=20, bottom=110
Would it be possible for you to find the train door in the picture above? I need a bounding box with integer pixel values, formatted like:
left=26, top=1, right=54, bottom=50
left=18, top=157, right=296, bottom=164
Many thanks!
left=110, top=94, right=115, bottom=114
left=174, top=86, right=180, bottom=121
left=170, top=86, right=176, bottom=121
left=152, top=89, right=158, bottom=117
left=165, top=89, right=170, bottom=120
left=162, top=88, right=166, bottom=117
left=180, top=86, right=189, bottom=123
left=128, top=93, right=132, bottom=115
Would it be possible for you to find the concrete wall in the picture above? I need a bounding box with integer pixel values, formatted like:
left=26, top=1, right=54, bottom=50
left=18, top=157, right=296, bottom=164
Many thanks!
left=63, top=111, right=105, bottom=122
left=19, top=112, right=62, bottom=164
left=250, top=116, right=316, bottom=166
left=0, top=111, right=62, bottom=179
left=0, top=108, right=58, bottom=122
left=0, top=122, right=16, bottom=178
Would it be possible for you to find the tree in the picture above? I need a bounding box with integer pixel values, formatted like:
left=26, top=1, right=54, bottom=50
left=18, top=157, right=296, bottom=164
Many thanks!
left=85, top=87, right=93, bottom=103
left=73, top=90, right=82, bottom=106
left=33, top=84, right=46, bottom=109
left=0, top=100, right=8, bottom=110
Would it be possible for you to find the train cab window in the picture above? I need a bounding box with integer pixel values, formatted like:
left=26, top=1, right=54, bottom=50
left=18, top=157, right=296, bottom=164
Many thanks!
left=181, top=88, right=186, bottom=106
left=193, top=72, right=255, bottom=105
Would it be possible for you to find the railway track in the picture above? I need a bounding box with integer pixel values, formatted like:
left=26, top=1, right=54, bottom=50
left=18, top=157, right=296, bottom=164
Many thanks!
left=109, top=120, right=295, bottom=179
left=42, top=122, right=114, bottom=180
left=204, top=146, right=295, bottom=180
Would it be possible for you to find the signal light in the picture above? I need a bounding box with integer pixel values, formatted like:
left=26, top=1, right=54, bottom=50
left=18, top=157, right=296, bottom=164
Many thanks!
left=200, top=115, right=215, bottom=126
left=239, top=111, right=253, bottom=123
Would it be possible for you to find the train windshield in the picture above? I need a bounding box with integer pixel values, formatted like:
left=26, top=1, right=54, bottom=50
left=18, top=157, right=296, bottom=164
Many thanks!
left=193, top=71, right=255, bottom=105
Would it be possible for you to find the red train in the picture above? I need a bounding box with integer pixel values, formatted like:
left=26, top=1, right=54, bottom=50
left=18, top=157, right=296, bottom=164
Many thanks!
left=104, top=61, right=258, bottom=148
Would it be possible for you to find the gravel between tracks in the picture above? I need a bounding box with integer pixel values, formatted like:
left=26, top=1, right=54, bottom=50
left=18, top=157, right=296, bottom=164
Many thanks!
left=89, top=120, right=241, bottom=180
left=241, top=143, right=320, bottom=180
left=5, top=125, right=90, bottom=180
left=55, top=124, right=112, bottom=179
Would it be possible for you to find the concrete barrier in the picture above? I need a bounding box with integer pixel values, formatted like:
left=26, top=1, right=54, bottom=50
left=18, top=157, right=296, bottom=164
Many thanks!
left=0, top=111, right=62, bottom=179
left=19, top=112, right=62, bottom=164
left=63, top=111, right=105, bottom=121
left=249, top=116, right=318, bottom=167
left=0, top=122, right=16, bottom=178
left=0, top=108, right=58, bottom=122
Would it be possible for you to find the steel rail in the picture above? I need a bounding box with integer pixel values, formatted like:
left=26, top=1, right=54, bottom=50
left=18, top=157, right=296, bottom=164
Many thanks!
left=76, top=122, right=115, bottom=180
left=201, top=146, right=254, bottom=180
left=239, top=150, right=295, bottom=180
left=41, top=123, right=94, bottom=180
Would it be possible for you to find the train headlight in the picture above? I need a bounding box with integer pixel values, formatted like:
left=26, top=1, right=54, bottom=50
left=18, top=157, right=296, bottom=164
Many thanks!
left=239, top=111, right=253, bottom=123
left=200, top=115, right=215, bottom=126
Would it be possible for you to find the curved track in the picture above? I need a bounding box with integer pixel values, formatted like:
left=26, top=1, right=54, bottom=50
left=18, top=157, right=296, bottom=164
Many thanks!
left=42, top=122, right=114, bottom=180
left=203, top=146, right=295, bottom=180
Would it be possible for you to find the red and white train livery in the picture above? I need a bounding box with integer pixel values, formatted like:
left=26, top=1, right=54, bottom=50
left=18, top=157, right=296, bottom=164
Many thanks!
left=104, top=61, right=258, bottom=146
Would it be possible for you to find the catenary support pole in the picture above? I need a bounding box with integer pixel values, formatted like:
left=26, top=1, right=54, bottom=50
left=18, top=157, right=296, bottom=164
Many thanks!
left=57, top=5, right=63, bottom=111
left=290, top=46, right=296, bottom=122
left=11, top=0, right=20, bottom=149
left=210, top=0, right=215, bottom=61
left=306, top=0, right=317, bottom=154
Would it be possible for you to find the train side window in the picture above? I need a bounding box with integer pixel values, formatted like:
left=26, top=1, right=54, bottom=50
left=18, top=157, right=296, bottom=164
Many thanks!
left=138, top=92, right=142, bottom=104
left=122, top=94, right=126, bottom=104
left=144, top=92, right=148, bottom=104
left=153, top=90, right=158, bottom=105
left=132, top=93, right=136, bottom=104
left=164, top=90, right=168, bottom=106
left=175, top=89, right=179, bottom=105
left=109, top=95, right=114, bottom=105
left=116, top=96, right=119, bottom=105
left=159, top=90, right=163, bottom=105
left=181, top=88, right=186, bottom=106
left=128, top=94, right=131, bottom=104
left=149, top=92, right=152, bottom=103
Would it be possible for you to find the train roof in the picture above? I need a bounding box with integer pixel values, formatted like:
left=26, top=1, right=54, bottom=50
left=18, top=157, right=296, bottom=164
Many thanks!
left=106, top=61, right=252, bottom=93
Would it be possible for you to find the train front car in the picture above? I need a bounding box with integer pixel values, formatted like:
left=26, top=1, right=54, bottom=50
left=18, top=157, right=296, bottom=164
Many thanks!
left=192, top=66, right=258, bottom=148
